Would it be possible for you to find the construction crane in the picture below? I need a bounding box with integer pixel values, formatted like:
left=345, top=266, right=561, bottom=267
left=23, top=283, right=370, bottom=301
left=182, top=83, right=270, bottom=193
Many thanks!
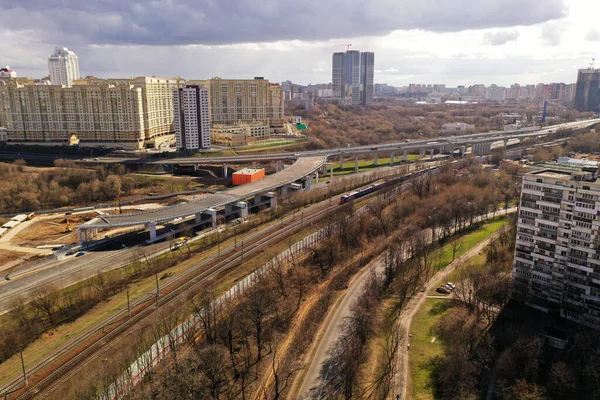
left=590, top=58, right=596, bottom=69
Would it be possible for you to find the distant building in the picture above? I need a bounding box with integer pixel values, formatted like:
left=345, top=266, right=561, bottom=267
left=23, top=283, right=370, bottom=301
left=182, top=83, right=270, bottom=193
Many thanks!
left=332, top=50, right=374, bottom=105
left=0, top=66, right=16, bottom=78
left=513, top=163, right=600, bottom=330
left=440, top=122, right=475, bottom=133
left=48, top=47, right=80, bottom=86
left=575, top=68, right=600, bottom=112
left=360, top=52, right=374, bottom=105
left=0, top=127, right=7, bottom=141
left=173, top=85, right=211, bottom=150
left=345, top=50, right=361, bottom=105
left=485, top=86, right=506, bottom=102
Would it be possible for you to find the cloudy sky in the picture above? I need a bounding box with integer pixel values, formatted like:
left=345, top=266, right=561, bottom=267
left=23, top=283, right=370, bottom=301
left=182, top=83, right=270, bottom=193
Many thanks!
left=1, top=0, right=598, bottom=86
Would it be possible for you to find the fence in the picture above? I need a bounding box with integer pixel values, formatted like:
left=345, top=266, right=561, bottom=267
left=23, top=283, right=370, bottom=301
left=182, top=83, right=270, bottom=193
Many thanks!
left=98, top=227, right=329, bottom=400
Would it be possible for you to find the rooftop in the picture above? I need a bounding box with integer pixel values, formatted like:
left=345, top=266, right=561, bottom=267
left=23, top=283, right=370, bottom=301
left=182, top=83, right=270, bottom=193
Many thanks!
left=233, top=168, right=264, bottom=175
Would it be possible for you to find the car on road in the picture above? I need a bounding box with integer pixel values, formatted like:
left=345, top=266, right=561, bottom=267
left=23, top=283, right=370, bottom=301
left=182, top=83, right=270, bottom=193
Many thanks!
left=325, top=180, right=331, bottom=184
left=75, top=251, right=86, bottom=257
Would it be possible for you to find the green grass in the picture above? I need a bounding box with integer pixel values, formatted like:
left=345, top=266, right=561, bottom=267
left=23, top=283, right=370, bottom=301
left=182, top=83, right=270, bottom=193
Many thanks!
left=409, top=217, right=509, bottom=399
left=410, top=299, right=455, bottom=400
left=431, top=217, right=509, bottom=275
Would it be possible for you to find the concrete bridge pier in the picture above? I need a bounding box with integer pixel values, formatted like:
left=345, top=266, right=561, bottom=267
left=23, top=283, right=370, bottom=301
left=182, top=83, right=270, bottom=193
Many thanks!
left=430, top=148, right=435, bottom=160
left=419, top=149, right=425, bottom=158
left=223, top=163, right=229, bottom=178
left=264, top=192, right=277, bottom=209
left=460, top=146, right=466, bottom=157
left=390, top=152, right=395, bottom=166
left=503, top=139, right=508, bottom=148
left=373, top=152, right=378, bottom=166
left=339, top=155, right=344, bottom=170
left=145, top=222, right=157, bottom=242
left=276, top=160, right=283, bottom=172
left=305, top=176, right=312, bottom=191
left=403, top=150, right=408, bottom=161
left=354, top=155, right=359, bottom=173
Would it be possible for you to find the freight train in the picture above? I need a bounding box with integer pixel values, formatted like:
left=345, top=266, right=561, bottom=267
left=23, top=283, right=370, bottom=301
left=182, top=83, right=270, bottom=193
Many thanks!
left=339, top=167, right=436, bottom=205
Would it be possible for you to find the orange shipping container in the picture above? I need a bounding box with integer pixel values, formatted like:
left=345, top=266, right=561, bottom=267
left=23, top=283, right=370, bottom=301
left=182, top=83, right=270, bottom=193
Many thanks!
left=232, top=168, right=265, bottom=186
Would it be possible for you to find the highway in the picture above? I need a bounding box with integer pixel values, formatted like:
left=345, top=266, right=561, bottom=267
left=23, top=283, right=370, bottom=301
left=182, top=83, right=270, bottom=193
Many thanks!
left=82, top=156, right=326, bottom=229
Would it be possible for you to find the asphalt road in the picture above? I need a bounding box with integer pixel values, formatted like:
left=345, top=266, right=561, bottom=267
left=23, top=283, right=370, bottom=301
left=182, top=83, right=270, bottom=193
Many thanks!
left=297, top=257, right=386, bottom=399
left=0, top=240, right=169, bottom=315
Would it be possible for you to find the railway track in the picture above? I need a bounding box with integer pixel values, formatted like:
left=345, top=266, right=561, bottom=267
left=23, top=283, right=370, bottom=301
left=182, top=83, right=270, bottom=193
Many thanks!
left=9, top=201, right=339, bottom=400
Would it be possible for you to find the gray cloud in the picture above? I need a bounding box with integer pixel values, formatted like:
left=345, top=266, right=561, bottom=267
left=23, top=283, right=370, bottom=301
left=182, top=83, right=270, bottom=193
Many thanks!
left=0, top=0, right=567, bottom=46
left=585, top=30, right=600, bottom=42
left=482, top=30, right=520, bottom=46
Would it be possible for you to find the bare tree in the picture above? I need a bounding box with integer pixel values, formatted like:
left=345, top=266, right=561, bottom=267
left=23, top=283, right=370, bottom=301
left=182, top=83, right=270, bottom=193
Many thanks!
left=30, top=284, right=60, bottom=326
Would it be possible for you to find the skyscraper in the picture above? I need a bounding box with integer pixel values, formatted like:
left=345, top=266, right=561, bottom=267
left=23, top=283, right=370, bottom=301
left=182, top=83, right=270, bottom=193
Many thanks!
left=345, top=50, right=361, bottom=105
left=575, top=68, right=600, bottom=112
left=360, top=52, right=374, bottom=105
left=332, top=52, right=346, bottom=99
left=332, top=50, right=374, bottom=105
left=173, top=85, right=211, bottom=150
left=48, top=47, right=80, bottom=86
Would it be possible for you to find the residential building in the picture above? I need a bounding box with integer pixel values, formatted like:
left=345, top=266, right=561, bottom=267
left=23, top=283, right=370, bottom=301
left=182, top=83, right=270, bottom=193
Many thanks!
left=345, top=50, right=360, bottom=105
left=561, top=83, right=576, bottom=107
left=0, top=127, right=7, bottom=142
left=0, top=76, right=183, bottom=148
left=513, top=162, right=600, bottom=330
left=48, top=47, right=80, bottom=86
left=360, top=52, right=374, bottom=105
left=0, top=66, right=16, bottom=78
left=332, top=52, right=346, bottom=100
left=173, top=85, right=210, bottom=150
left=575, top=68, right=600, bottom=112
left=197, top=77, right=284, bottom=125
left=440, top=122, right=475, bottom=133
left=485, top=86, right=506, bottom=102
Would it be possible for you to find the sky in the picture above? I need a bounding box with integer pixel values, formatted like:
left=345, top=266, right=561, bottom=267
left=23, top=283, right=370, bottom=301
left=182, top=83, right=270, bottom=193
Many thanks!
left=1, top=0, right=599, bottom=87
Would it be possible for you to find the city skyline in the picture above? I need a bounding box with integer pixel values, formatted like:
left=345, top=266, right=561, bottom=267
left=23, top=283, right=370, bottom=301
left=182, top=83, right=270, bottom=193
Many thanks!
left=0, top=0, right=598, bottom=86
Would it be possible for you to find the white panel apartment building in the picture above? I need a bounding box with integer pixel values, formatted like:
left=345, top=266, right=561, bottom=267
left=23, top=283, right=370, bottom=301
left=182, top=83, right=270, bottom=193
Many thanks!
left=48, top=47, right=80, bottom=86
left=173, top=85, right=210, bottom=150
left=513, top=163, right=600, bottom=329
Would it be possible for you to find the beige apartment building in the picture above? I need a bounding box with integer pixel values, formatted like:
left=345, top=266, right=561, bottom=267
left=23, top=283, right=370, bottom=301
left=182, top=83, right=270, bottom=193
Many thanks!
left=194, top=77, right=284, bottom=125
left=0, top=76, right=184, bottom=149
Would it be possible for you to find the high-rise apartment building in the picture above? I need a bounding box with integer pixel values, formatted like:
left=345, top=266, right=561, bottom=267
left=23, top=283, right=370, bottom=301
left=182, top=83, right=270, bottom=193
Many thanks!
left=173, top=85, right=210, bottom=150
left=332, top=52, right=346, bottom=99
left=575, top=68, right=600, bottom=112
left=0, top=76, right=183, bottom=148
left=48, top=47, right=80, bottom=86
left=513, top=162, right=600, bottom=329
left=332, top=50, right=375, bottom=105
left=360, top=52, right=374, bottom=105
left=345, top=50, right=361, bottom=105
left=197, top=77, right=284, bottom=125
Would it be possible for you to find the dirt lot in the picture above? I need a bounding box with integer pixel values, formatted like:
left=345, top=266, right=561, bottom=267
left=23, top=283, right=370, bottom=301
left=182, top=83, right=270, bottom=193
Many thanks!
left=10, top=214, right=94, bottom=247
left=0, top=249, right=32, bottom=272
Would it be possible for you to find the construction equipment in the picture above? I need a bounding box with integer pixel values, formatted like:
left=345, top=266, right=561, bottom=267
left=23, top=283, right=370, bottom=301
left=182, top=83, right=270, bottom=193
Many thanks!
left=65, top=218, right=72, bottom=233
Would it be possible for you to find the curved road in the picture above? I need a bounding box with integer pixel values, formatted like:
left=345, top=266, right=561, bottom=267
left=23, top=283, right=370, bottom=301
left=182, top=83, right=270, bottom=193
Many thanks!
left=83, top=156, right=326, bottom=229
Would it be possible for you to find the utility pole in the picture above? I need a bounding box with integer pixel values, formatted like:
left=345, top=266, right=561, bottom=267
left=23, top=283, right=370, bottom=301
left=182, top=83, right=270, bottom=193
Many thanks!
left=155, top=273, right=160, bottom=306
left=235, top=235, right=237, bottom=249
left=127, top=290, right=131, bottom=318
left=241, top=239, right=244, bottom=262
left=301, top=211, right=304, bottom=227
left=18, top=351, right=27, bottom=387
